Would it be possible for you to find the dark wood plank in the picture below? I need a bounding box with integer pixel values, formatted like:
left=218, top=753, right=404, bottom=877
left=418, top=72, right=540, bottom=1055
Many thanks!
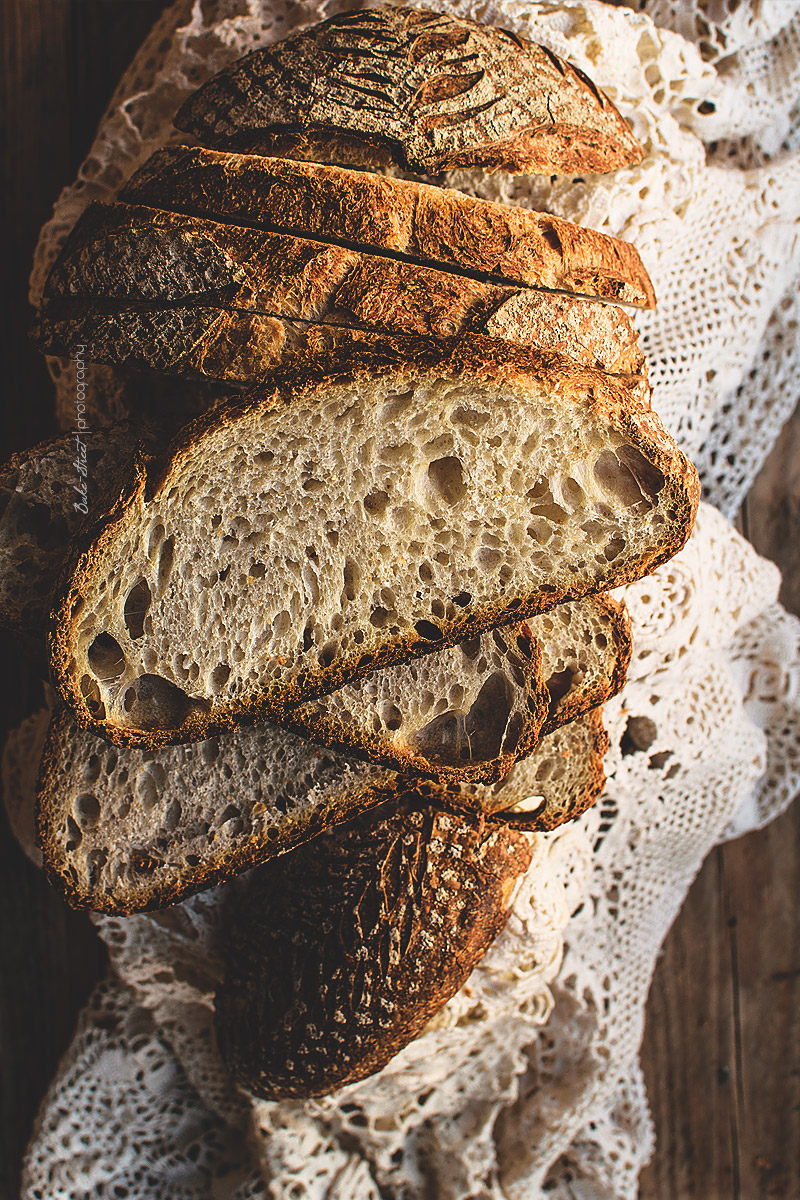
left=641, top=401, right=800, bottom=1199
left=0, top=5, right=171, bottom=1199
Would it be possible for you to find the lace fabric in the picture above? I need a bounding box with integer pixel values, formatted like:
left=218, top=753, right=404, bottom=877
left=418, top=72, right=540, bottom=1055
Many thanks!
left=13, top=1, right=800, bottom=1196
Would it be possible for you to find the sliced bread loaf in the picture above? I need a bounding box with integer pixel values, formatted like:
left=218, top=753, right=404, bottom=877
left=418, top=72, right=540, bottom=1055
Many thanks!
left=35, top=202, right=647, bottom=384
left=120, top=147, right=656, bottom=308
left=49, top=335, right=696, bottom=747
left=34, top=292, right=646, bottom=388
left=214, top=797, right=534, bottom=1100
left=174, top=7, right=643, bottom=176
left=33, top=704, right=606, bottom=914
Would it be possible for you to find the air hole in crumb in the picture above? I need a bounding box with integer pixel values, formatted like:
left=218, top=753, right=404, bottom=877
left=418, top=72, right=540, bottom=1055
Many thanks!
left=74, top=792, right=100, bottom=829
left=379, top=702, right=403, bottom=732
left=412, top=672, right=514, bottom=766
left=415, top=620, right=443, bottom=641
left=65, top=816, right=82, bottom=852
left=427, top=457, right=466, bottom=506
left=502, top=712, right=525, bottom=755
left=211, top=664, right=230, bottom=690
left=157, top=536, right=175, bottom=588
left=546, top=667, right=576, bottom=709
left=363, top=489, right=389, bottom=517
left=136, top=769, right=159, bottom=812
left=121, top=675, right=198, bottom=731
left=516, top=632, right=534, bottom=659
left=147, top=522, right=165, bottom=559
left=82, top=755, right=101, bottom=785
left=318, top=642, right=336, bottom=668
left=343, top=558, right=359, bottom=602
left=87, top=633, right=125, bottom=682
left=594, top=446, right=665, bottom=509
left=460, top=637, right=481, bottom=660
left=453, top=592, right=472, bottom=607
left=561, top=477, right=586, bottom=508
left=123, top=578, right=151, bottom=640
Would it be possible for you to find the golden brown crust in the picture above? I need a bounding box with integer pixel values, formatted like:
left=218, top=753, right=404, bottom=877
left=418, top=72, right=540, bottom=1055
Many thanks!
left=175, top=7, right=643, bottom=177
left=121, top=146, right=655, bottom=307
left=35, top=201, right=650, bottom=387
left=48, top=332, right=698, bottom=751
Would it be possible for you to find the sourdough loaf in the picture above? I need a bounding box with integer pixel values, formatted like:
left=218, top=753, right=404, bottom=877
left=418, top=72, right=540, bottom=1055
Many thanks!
left=49, top=335, right=696, bottom=748
left=31, top=704, right=606, bottom=914
left=214, top=797, right=534, bottom=1099
left=175, top=6, right=643, bottom=176
left=120, top=147, right=656, bottom=307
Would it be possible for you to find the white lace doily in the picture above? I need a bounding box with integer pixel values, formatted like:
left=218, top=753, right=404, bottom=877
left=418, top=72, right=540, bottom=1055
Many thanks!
left=14, top=1, right=800, bottom=1197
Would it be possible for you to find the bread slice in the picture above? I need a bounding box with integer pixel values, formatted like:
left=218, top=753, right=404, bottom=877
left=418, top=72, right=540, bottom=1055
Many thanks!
left=120, top=147, right=656, bottom=308
left=50, top=335, right=697, bottom=747
left=35, top=202, right=647, bottom=384
left=287, top=597, right=630, bottom=780
left=33, top=704, right=606, bottom=914
left=34, top=292, right=646, bottom=389
left=174, top=7, right=643, bottom=176
left=214, top=797, right=534, bottom=1100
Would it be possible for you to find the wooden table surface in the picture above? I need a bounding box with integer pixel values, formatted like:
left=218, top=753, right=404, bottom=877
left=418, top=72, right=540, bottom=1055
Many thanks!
left=1, top=4, right=798, bottom=1198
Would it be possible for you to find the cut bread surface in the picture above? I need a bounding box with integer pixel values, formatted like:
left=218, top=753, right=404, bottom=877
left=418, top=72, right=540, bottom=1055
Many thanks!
left=293, top=596, right=630, bottom=780
left=175, top=7, right=643, bottom=176
left=33, top=704, right=606, bottom=914
left=290, top=621, right=549, bottom=786
left=120, top=147, right=656, bottom=307
left=50, top=338, right=697, bottom=747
